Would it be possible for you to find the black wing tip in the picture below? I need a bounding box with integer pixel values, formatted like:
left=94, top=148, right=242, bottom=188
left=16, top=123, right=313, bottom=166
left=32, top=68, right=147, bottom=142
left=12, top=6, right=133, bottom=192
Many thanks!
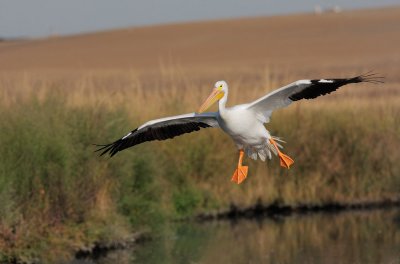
left=310, top=71, right=384, bottom=85
left=94, top=142, right=120, bottom=157
left=94, top=129, right=138, bottom=158
left=355, top=71, right=385, bottom=84
left=289, top=72, right=384, bottom=101
left=93, top=122, right=213, bottom=158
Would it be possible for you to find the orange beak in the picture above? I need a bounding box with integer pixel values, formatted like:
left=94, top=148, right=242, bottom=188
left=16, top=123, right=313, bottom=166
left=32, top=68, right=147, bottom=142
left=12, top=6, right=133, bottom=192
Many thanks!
left=198, top=89, right=224, bottom=113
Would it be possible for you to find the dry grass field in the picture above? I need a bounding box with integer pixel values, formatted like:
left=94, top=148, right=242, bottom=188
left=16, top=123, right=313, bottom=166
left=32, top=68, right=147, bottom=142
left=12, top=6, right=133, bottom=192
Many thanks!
left=0, top=7, right=399, bottom=75
left=0, top=6, right=399, bottom=263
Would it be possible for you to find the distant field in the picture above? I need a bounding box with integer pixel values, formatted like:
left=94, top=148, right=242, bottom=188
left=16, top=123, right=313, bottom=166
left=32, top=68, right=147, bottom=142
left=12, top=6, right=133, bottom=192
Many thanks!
left=0, top=7, right=399, bottom=263
left=0, top=7, right=399, bottom=78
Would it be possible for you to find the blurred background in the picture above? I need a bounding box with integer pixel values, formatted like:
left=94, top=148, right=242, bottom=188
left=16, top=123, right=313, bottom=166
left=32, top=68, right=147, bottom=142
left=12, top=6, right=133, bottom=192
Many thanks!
left=1, top=0, right=400, bottom=38
left=0, top=1, right=399, bottom=263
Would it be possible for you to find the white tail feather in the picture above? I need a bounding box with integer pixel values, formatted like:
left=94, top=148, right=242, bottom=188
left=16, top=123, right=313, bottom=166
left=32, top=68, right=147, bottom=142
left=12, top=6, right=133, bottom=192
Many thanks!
left=271, top=136, right=286, bottom=143
left=258, top=149, right=266, bottom=161
left=267, top=135, right=287, bottom=157
left=242, top=135, right=287, bottom=162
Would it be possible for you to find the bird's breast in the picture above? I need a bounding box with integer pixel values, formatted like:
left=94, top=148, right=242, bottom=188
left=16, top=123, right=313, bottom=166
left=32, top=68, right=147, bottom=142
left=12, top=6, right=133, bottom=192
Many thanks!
left=218, top=108, right=267, bottom=141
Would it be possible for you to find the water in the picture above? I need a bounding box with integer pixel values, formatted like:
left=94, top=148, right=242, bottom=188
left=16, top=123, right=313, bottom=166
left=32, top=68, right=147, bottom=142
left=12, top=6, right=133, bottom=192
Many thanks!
left=74, top=209, right=400, bottom=264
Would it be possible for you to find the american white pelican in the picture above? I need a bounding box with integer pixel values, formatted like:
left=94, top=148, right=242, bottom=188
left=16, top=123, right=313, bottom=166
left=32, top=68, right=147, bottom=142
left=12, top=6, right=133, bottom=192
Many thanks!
left=96, top=73, right=382, bottom=184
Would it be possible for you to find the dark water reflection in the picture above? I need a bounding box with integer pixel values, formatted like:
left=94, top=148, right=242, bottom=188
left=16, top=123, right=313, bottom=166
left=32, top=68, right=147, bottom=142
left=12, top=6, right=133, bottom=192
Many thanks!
left=74, top=209, right=400, bottom=264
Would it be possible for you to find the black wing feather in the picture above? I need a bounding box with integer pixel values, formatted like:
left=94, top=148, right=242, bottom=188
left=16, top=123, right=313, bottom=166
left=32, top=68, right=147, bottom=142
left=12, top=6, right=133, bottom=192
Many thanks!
left=95, top=122, right=211, bottom=157
left=289, top=73, right=384, bottom=101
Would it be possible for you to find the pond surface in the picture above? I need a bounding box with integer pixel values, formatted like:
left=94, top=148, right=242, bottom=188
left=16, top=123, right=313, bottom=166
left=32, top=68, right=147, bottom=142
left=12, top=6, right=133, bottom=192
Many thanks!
left=72, top=209, right=400, bottom=264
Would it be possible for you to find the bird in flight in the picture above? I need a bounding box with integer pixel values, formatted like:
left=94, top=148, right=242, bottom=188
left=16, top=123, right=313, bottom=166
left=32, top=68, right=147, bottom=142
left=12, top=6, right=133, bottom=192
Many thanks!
left=96, top=73, right=382, bottom=184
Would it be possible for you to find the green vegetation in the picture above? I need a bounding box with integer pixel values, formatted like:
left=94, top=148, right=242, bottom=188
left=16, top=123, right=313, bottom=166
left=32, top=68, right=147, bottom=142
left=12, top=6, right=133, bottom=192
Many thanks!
left=0, top=70, right=399, bottom=262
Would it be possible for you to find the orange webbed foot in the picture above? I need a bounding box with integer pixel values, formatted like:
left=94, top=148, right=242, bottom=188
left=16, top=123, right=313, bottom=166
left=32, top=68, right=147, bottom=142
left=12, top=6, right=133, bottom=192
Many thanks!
left=269, top=138, right=294, bottom=169
left=279, top=153, right=294, bottom=169
left=231, top=166, right=248, bottom=184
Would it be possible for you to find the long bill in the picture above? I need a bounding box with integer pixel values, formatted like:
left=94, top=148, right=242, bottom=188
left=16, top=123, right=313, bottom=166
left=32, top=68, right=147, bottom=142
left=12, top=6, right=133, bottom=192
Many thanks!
left=198, top=89, right=224, bottom=113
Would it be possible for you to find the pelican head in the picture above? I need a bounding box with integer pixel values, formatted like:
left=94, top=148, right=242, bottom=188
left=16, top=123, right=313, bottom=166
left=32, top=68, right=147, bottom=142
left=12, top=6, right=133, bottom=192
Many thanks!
left=198, top=80, right=227, bottom=113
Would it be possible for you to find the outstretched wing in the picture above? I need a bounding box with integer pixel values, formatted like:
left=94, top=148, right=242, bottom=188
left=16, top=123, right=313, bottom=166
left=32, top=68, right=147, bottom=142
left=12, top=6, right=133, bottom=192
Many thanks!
left=95, top=112, right=219, bottom=157
left=246, top=73, right=383, bottom=123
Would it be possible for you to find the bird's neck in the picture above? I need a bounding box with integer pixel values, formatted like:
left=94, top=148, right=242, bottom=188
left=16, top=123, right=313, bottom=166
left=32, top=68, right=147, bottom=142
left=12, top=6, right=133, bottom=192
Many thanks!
left=218, top=90, right=228, bottom=113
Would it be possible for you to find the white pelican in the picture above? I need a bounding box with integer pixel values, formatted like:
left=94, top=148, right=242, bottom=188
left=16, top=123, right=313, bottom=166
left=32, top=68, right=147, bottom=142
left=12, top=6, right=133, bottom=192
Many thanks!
left=96, top=73, right=382, bottom=184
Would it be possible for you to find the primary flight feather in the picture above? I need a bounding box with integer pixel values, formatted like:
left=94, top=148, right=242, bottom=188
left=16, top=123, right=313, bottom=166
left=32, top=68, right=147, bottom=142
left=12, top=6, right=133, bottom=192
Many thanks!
left=96, top=73, right=382, bottom=184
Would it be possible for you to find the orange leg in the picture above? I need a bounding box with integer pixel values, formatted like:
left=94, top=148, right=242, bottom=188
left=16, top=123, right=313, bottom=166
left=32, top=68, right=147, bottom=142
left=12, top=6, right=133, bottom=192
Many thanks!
left=231, top=150, right=249, bottom=184
left=269, top=138, right=294, bottom=169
